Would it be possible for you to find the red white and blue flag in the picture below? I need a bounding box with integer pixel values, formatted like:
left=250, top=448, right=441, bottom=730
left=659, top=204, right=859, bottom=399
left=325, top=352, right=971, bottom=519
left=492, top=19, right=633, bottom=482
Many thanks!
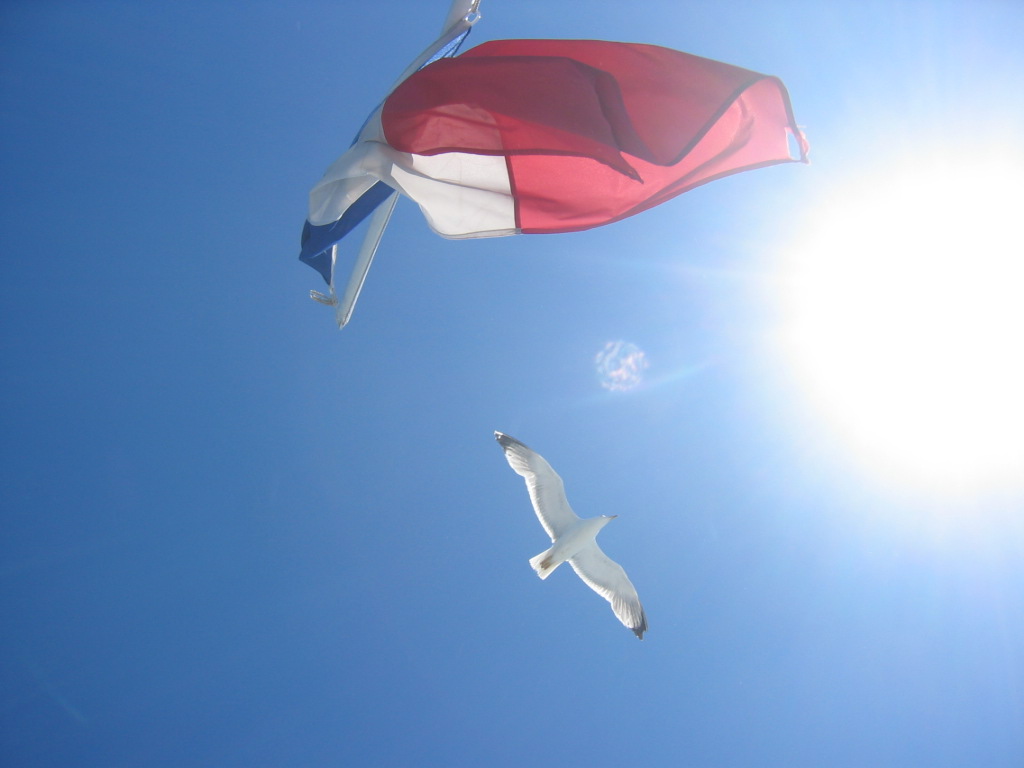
left=300, top=3, right=807, bottom=324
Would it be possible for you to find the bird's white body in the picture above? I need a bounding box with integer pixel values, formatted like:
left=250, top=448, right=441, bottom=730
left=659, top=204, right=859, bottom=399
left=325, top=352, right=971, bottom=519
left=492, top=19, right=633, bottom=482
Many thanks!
left=529, top=516, right=614, bottom=579
left=495, top=431, right=648, bottom=639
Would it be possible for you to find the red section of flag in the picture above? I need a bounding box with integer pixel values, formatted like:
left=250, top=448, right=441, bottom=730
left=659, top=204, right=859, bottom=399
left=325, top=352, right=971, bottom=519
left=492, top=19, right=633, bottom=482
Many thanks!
left=383, top=39, right=806, bottom=233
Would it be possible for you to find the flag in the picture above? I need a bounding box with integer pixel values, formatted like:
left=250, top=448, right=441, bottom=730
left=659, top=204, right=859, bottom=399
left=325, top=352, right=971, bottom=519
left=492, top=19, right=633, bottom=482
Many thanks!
left=306, top=38, right=807, bottom=268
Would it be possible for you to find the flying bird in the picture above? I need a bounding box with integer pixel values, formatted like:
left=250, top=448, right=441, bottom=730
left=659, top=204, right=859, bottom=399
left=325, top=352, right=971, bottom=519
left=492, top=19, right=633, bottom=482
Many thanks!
left=494, top=431, right=648, bottom=639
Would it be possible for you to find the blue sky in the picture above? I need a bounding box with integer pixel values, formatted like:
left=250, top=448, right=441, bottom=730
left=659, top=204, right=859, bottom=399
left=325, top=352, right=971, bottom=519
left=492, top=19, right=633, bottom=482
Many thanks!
left=2, top=1, right=1023, bottom=766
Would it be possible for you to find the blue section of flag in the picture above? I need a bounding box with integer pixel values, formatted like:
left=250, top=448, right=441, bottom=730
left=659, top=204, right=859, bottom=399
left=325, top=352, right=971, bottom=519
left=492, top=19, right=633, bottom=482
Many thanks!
left=298, top=28, right=472, bottom=284
left=426, top=30, right=471, bottom=66
left=298, top=181, right=395, bottom=284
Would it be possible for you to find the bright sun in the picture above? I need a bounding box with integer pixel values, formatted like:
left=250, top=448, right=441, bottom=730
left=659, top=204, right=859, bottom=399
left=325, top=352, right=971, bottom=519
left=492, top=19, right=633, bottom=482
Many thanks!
left=781, top=150, right=1024, bottom=491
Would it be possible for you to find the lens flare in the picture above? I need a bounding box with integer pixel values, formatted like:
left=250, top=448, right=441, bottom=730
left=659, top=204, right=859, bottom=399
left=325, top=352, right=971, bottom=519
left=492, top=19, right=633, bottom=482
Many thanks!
left=595, top=341, right=649, bottom=391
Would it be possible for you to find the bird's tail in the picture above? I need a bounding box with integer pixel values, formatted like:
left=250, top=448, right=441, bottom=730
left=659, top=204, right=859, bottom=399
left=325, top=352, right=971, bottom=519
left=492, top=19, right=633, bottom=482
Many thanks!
left=529, top=548, right=561, bottom=580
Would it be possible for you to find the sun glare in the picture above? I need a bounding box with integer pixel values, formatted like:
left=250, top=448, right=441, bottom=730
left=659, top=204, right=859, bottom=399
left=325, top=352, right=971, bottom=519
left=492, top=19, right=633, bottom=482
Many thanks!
left=782, top=151, right=1024, bottom=491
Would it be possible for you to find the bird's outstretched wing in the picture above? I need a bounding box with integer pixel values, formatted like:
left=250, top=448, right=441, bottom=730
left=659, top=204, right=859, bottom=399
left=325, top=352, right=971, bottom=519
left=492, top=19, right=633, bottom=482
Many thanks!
left=495, top=432, right=579, bottom=540
left=570, top=543, right=648, bottom=639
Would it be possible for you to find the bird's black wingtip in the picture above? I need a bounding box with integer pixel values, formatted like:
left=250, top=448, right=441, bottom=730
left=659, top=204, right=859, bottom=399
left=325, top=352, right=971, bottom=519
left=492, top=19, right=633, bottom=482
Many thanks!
left=494, top=431, right=522, bottom=450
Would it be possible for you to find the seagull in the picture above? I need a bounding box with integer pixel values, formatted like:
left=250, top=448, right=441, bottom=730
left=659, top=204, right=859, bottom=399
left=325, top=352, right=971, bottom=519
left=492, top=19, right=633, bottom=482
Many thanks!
left=494, top=431, right=648, bottom=639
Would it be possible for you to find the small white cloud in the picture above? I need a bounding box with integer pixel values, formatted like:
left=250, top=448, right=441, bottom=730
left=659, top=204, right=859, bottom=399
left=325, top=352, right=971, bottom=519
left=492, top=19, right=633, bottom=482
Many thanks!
left=595, top=340, right=649, bottom=392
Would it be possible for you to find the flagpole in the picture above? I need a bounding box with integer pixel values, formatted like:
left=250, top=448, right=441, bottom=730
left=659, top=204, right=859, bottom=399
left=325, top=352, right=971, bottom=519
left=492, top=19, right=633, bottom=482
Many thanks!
left=315, top=0, right=483, bottom=329
left=332, top=191, right=398, bottom=328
